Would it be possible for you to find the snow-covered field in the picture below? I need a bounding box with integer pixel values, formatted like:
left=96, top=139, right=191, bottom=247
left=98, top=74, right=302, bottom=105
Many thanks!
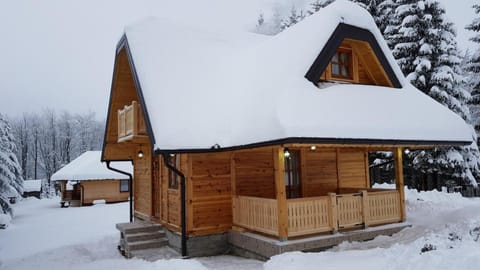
left=1, top=188, right=480, bottom=270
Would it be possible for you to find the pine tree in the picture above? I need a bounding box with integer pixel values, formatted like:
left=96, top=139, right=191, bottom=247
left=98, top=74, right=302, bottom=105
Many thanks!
left=0, top=114, right=23, bottom=216
left=388, top=0, right=480, bottom=186
left=307, top=0, right=335, bottom=15
left=465, top=4, right=480, bottom=138
left=280, top=5, right=306, bottom=31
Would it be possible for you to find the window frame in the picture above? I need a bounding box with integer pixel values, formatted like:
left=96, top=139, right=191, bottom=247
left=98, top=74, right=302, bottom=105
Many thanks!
left=120, top=179, right=129, bottom=193
left=330, top=47, right=354, bottom=80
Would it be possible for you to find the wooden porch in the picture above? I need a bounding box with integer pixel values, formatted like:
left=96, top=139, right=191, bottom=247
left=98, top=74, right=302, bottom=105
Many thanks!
left=231, top=147, right=406, bottom=241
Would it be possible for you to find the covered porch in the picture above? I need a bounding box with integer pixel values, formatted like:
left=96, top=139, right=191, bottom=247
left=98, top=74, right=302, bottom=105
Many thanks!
left=231, top=147, right=406, bottom=240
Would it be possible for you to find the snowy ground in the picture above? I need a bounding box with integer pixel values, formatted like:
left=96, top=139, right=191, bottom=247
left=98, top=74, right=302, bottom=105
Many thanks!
left=1, top=188, right=480, bottom=270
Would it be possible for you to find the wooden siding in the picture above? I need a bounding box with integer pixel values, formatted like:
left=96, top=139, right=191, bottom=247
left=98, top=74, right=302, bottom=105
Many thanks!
left=338, top=148, right=369, bottom=189
left=234, top=149, right=275, bottom=198
left=188, top=152, right=232, bottom=235
left=133, top=146, right=152, bottom=219
left=303, top=148, right=338, bottom=196
left=80, top=180, right=129, bottom=205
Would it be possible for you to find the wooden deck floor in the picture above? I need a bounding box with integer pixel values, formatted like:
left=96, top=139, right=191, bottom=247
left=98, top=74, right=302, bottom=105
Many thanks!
left=228, top=222, right=411, bottom=260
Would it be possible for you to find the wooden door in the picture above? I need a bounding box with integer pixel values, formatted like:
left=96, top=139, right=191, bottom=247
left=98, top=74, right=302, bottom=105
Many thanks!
left=285, top=150, right=301, bottom=199
left=152, top=156, right=161, bottom=219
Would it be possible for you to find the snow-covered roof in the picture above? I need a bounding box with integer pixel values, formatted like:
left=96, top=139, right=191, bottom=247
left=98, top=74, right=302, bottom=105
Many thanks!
left=51, top=151, right=132, bottom=181
left=121, top=0, right=472, bottom=151
left=23, top=180, right=42, bottom=192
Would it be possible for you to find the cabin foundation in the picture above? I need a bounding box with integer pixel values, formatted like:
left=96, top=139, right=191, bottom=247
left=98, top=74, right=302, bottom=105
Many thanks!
left=228, top=222, right=411, bottom=260
left=165, top=230, right=229, bottom=257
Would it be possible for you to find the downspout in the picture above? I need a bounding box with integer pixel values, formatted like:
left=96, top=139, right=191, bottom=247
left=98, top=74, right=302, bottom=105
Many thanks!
left=162, top=153, right=187, bottom=257
left=106, top=161, right=134, bottom=223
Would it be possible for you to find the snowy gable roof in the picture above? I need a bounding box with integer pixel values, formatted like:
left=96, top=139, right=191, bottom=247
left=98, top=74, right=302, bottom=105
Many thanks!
left=121, top=0, right=472, bottom=152
left=51, top=151, right=132, bottom=181
left=23, top=180, right=42, bottom=192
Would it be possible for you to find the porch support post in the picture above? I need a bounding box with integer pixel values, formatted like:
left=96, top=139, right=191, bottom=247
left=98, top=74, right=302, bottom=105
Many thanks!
left=394, top=147, right=406, bottom=222
left=274, top=147, right=288, bottom=241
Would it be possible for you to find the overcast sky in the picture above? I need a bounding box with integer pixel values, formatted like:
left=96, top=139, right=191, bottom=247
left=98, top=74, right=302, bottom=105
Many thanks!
left=0, top=0, right=477, bottom=120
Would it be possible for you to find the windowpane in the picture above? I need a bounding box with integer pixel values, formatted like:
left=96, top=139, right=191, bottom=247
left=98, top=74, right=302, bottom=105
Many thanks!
left=120, top=180, right=129, bottom=192
left=332, top=53, right=338, bottom=62
left=332, top=63, right=340, bottom=75
left=330, top=49, right=352, bottom=79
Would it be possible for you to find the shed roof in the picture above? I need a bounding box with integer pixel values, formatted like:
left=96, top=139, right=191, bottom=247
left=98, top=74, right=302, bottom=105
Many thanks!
left=51, top=151, right=132, bottom=181
left=23, top=180, right=42, bottom=192
left=118, top=0, right=473, bottom=152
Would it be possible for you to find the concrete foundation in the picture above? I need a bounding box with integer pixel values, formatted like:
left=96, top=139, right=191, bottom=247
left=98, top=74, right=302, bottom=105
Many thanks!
left=165, top=230, right=229, bottom=257
left=228, top=222, right=411, bottom=260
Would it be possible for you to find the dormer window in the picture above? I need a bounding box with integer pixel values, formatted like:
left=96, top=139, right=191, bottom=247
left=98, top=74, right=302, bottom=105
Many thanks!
left=331, top=48, right=352, bottom=80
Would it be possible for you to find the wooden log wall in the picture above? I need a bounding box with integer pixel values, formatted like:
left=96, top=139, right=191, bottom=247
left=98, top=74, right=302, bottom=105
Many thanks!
left=234, top=149, right=275, bottom=198
left=337, top=148, right=369, bottom=189
left=133, top=146, right=152, bottom=220
left=187, top=152, right=232, bottom=235
left=80, top=180, right=129, bottom=205
left=303, top=148, right=338, bottom=196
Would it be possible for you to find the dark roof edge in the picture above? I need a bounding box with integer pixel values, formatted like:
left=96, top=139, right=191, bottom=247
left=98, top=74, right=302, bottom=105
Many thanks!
left=101, top=35, right=127, bottom=162
left=305, top=23, right=402, bottom=88
left=154, top=137, right=471, bottom=155
left=101, top=34, right=156, bottom=162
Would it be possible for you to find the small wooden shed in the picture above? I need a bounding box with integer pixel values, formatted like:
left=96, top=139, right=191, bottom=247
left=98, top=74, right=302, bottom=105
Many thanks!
left=51, top=151, right=132, bottom=206
left=101, top=0, right=472, bottom=258
left=22, top=179, right=42, bottom=199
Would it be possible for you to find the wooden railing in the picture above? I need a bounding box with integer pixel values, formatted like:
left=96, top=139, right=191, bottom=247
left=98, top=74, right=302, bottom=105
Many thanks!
left=287, top=196, right=332, bottom=236
left=233, top=190, right=402, bottom=238
left=367, top=190, right=401, bottom=225
left=233, top=196, right=278, bottom=236
left=117, top=101, right=146, bottom=142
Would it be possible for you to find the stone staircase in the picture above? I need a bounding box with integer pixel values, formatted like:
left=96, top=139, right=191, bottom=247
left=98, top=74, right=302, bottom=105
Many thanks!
left=116, top=221, right=169, bottom=259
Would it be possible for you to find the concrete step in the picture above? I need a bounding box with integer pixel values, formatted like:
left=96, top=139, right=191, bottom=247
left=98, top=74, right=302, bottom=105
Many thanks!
left=125, top=231, right=166, bottom=242
left=126, top=238, right=169, bottom=251
left=116, top=222, right=163, bottom=234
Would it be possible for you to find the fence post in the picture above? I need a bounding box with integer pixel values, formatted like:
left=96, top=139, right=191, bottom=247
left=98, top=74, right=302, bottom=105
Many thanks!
left=361, top=190, right=369, bottom=228
left=328, top=193, right=338, bottom=233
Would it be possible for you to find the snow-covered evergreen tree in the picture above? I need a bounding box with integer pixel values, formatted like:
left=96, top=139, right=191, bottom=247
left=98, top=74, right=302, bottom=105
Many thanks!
left=465, top=4, right=480, bottom=138
left=0, top=114, right=23, bottom=216
left=280, top=5, right=306, bottom=31
left=388, top=0, right=480, bottom=186
left=307, top=0, right=335, bottom=15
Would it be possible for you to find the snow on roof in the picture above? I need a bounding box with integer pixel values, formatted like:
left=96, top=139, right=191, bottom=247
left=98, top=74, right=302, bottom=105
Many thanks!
left=51, top=151, right=132, bottom=181
left=123, top=0, right=472, bottom=151
left=23, top=180, right=42, bottom=192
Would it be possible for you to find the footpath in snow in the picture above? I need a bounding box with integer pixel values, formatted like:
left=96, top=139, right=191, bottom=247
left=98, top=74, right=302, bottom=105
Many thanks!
left=0, top=188, right=479, bottom=270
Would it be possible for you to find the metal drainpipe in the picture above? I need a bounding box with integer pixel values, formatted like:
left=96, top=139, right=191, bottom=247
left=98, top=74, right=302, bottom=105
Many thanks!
left=162, top=153, right=187, bottom=257
left=106, top=161, right=134, bottom=223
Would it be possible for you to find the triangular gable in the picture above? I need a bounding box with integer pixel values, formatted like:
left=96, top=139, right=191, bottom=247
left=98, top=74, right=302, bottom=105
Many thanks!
left=101, top=36, right=155, bottom=161
left=305, top=23, right=402, bottom=88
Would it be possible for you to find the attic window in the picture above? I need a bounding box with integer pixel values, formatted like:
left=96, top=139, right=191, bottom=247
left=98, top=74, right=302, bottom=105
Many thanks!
left=331, top=48, right=352, bottom=80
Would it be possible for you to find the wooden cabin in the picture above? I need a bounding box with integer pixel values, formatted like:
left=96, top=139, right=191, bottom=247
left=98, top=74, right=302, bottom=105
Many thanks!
left=102, top=1, right=472, bottom=259
left=51, top=151, right=132, bottom=206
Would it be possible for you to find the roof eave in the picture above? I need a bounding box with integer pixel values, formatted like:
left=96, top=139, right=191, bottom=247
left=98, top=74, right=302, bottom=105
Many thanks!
left=154, top=137, right=472, bottom=155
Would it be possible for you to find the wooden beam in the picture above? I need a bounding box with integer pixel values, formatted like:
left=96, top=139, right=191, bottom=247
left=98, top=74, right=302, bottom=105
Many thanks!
left=394, top=147, right=406, bottom=222
left=273, top=147, right=288, bottom=240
